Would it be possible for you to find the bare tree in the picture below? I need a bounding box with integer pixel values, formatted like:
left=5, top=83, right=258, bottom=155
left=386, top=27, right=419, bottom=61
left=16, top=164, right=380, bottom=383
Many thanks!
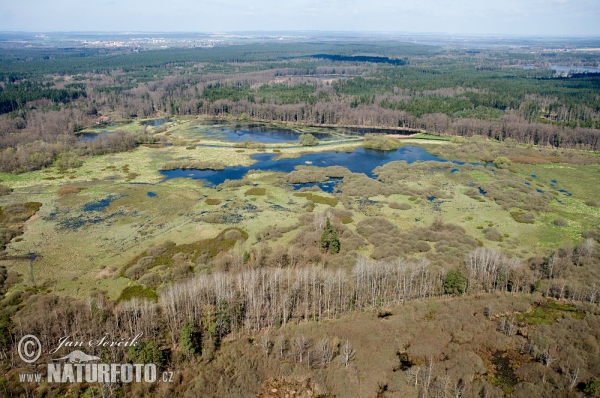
left=339, top=339, right=356, bottom=368
left=259, top=333, right=272, bottom=358
left=274, top=335, right=286, bottom=360
left=316, top=338, right=334, bottom=366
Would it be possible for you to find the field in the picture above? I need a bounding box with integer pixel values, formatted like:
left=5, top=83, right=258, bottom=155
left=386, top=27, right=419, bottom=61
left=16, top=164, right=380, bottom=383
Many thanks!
left=1, top=119, right=598, bottom=301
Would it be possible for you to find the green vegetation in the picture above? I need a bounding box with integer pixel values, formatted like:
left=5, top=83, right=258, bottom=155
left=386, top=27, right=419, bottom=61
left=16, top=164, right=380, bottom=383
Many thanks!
left=299, top=133, right=320, bottom=146
left=0, top=38, right=599, bottom=398
left=294, top=192, right=338, bottom=207
left=517, top=299, right=585, bottom=325
left=116, top=285, right=158, bottom=302
left=444, top=269, right=466, bottom=295
left=244, top=187, right=266, bottom=196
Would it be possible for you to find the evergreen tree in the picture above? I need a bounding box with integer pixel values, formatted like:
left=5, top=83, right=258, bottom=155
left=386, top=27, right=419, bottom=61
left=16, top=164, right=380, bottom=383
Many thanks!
left=330, top=230, right=340, bottom=254
left=181, top=321, right=198, bottom=356
left=320, top=218, right=333, bottom=252
left=320, top=228, right=330, bottom=252
left=444, top=269, right=466, bottom=295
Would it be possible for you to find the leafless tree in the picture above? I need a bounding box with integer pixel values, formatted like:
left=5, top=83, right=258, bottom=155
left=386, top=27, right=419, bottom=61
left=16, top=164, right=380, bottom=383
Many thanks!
left=339, top=339, right=356, bottom=368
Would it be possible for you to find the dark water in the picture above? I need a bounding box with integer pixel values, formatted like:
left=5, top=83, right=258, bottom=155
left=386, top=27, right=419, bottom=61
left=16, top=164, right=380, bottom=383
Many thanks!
left=141, top=118, right=172, bottom=127
left=200, top=124, right=337, bottom=143
left=76, top=131, right=112, bottom=142
left=83, top=195, right=123, bottom=212
left=188, top=121, right=415, bottom=143
left=147, top=192, right=157, bottom=197
left=160, top=146, right=465, bottom=189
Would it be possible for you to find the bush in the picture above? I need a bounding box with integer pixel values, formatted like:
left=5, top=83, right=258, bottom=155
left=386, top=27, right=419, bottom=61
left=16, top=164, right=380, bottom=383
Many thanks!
left=584, top=379, right=600, bottom=397
left=206, top=198, right=222, bottom=205
left=117, top=285, right=158, bottom=302
left=389, top=202, right=411, bottom=210
left=0, top=185, right=12, bottom=196
left=56, top=186, right=84, bottom=196
left=483, top=227, right=503, bottom=241
left=54, top=152, right=82, bottom=169
left=363, top=134, right=399, bottom=150
left=299, top=133, right=319, bottom=146
left=552, top=217, right=569, bottom=227
left=585, top=200, right=599, bottom=207
left=245, top=187, right=266, bottom=196
left=511, top=211, right=536, bottom=224
left=493, top=156, right=512, bottom=168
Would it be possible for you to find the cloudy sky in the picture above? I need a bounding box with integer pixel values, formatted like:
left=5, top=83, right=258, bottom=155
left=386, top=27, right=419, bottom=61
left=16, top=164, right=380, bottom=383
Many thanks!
left=1, top=0, right=598, bottom=36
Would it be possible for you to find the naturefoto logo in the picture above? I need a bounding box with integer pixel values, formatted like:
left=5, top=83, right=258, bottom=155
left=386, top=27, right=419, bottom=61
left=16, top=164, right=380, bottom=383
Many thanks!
left=17, top=333, right=172, bottom=384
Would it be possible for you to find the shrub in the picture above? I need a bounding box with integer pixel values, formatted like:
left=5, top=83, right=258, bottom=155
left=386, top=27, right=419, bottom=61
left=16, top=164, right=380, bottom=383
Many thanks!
left=117, top=285, right=158, bottom=302
left=137, top=256, right=155, bottom=268
left=125, top=264, right=146, bottom=280
left=206, top=198, right=222, bottom=205
left=54, top=152, right=82, bottom=169
left=585, top=200, right=599, bottom=207
left=483, top=227, right=503, bottom=241
left=584, top=379, right=600, bottom=397
left=56, top=186, right=84, bottom=196
left=415, top=241, right=431, bottom=252
left=363, top=134, right=399, bottom=150
left=511, top=211, right=536, bottom=224
left=244, top=187, right=266, bottom=196
left=493, top=156, right=512, bottom=168
left=552, top=217, right=569, bottom=227
left=299, top=133, right=319, bottom=146
left=202, top=213, right=226, bottom=223
left=389, top=202, right=411, bottom=210
left=0, top=185, right=12, bottom=196
left=146, top=245, right=165, bottom=257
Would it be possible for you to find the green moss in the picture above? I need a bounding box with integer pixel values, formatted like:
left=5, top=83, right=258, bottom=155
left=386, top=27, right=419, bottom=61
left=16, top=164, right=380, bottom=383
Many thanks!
left=122, top=228, right=248, bottom=276
left=117, top=285, right=158, bottom=302
left=294, top=192, right=338, bottom=207
left=517, top=299, right=584, bottom=325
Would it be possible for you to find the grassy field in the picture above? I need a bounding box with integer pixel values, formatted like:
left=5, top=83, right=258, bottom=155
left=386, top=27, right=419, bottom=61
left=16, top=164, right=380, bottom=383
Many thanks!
left=0, top=121, right=598, bottom=299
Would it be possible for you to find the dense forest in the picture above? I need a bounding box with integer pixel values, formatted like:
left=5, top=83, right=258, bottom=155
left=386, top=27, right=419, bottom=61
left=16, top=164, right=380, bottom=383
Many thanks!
left=0, top=42, right=599, bottom=173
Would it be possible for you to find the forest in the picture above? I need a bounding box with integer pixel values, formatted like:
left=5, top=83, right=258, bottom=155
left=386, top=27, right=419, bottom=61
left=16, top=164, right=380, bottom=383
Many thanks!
left=0, top=39, right=599, bottom=397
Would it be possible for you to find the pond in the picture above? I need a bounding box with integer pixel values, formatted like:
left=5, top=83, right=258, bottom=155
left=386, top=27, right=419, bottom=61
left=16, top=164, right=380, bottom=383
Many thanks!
left=178, top=121, right=416, bottom=144
left=160, top=146, right=466, bottom=190
left=76, top=131, right=112, bottom=142
left=187, top=122, right=339, bottom=143
left=140, top=118, right=172, bottom=127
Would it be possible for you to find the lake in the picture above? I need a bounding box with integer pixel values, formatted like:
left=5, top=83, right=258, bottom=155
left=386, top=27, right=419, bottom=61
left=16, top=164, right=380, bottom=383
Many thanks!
left=523, top=65, right=600, bottom=74
left=160, top=146, right=465, bottom=191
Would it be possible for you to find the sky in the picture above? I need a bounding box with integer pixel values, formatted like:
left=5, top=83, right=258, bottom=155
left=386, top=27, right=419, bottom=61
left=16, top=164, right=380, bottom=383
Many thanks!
left=1, top=0, right=599, bottom=36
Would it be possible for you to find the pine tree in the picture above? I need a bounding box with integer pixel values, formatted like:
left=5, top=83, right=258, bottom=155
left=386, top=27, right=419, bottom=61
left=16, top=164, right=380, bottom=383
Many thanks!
left=181, top=321, right=198, bottom=356
left=330, top=230, right=340, bottom=254
left=320, top=217, right=333, bottom=252
left=320, top=228, right=330, bottom=252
